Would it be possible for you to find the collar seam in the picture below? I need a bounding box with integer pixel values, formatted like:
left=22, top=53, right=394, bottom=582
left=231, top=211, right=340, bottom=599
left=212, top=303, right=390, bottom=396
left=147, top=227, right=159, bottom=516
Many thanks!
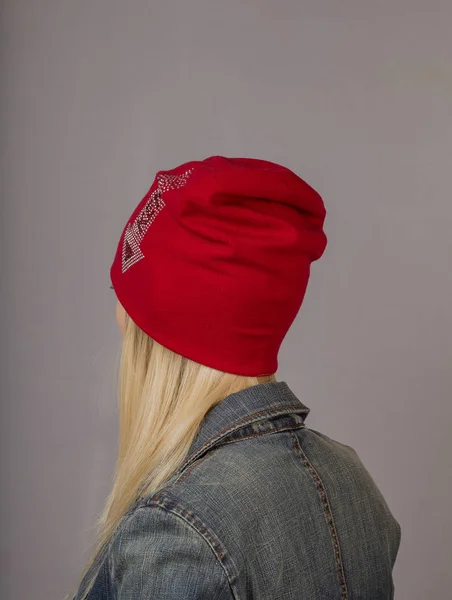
left=178, top=403, right=307, bottom=474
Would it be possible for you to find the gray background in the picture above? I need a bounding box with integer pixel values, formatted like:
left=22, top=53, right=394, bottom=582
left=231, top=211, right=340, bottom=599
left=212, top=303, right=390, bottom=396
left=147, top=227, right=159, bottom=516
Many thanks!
left=1, top=1, right=451, bottom=599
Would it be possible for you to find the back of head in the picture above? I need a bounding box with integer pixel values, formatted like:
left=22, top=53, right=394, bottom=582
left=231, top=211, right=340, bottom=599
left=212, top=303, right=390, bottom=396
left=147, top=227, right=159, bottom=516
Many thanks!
left=72, top=156, right=326, bottom=600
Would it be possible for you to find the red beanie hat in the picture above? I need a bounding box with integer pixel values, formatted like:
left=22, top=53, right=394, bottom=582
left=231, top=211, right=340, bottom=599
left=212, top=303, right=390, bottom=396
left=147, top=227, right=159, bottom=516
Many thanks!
left=110, top=156, right=327, bottom=376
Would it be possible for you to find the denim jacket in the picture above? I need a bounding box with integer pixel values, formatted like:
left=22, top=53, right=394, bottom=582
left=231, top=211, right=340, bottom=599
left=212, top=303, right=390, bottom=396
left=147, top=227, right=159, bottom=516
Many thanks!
left=76, top=381, right=401, bottom=599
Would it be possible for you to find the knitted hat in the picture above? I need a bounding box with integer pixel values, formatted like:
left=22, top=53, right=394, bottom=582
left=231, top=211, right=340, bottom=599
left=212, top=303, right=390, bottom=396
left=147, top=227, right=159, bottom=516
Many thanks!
left=110, top=156, right=327, bottom=376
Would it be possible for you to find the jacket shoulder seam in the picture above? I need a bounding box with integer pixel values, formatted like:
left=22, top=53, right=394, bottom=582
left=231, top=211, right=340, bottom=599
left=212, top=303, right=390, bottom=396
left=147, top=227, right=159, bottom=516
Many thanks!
left=143, top=499, right=239, bottom=599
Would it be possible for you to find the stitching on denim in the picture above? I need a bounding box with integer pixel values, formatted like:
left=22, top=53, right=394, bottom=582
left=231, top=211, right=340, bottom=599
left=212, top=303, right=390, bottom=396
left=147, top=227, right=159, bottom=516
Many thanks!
left=290, top=431, right=349, bottom=600
left=146, top=501, right=239, bottom=599
left=158, top=424, right=306, bottom=495
left=151, top=405, right=306, bottom=502
left=151, top=455, right=211, bottom=504
left=185, top=404, right=306, bottom=461
left=175, top=452, right=213, bottom=485
left=218, top=423, right=306, bottom=446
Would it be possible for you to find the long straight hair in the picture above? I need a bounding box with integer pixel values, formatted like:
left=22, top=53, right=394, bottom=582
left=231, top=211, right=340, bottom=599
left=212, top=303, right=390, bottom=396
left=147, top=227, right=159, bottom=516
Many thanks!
left=70, top=312, right=276, bottom=599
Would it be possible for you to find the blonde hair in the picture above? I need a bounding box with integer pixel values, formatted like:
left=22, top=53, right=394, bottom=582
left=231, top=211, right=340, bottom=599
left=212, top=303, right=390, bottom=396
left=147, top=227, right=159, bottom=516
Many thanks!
left=70, top=312, right=276, bottom=599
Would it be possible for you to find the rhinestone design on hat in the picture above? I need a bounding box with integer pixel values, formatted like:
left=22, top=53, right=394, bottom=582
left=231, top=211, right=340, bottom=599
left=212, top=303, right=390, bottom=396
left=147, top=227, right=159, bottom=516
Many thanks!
left=121, top=168, right=194, bottom=273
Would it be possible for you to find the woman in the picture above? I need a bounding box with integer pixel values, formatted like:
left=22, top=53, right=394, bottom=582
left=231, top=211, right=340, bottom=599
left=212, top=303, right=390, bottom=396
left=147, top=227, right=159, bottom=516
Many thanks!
left=71, top=156, right=401, bottom=599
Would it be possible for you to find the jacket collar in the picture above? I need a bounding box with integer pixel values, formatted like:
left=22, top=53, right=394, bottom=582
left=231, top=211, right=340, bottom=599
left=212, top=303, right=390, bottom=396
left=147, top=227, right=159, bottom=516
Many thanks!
left=178, top=380, right=310, bottom=475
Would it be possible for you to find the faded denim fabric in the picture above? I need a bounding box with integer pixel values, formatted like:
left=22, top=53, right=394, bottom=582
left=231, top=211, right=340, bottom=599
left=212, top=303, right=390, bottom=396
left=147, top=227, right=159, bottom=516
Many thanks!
left=76, top=381, right=401, bottom=599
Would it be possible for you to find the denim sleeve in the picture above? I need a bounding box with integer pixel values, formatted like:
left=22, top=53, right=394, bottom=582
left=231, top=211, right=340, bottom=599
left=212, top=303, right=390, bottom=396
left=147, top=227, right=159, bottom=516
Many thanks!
left=110, top=505, right=234, bottom=600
